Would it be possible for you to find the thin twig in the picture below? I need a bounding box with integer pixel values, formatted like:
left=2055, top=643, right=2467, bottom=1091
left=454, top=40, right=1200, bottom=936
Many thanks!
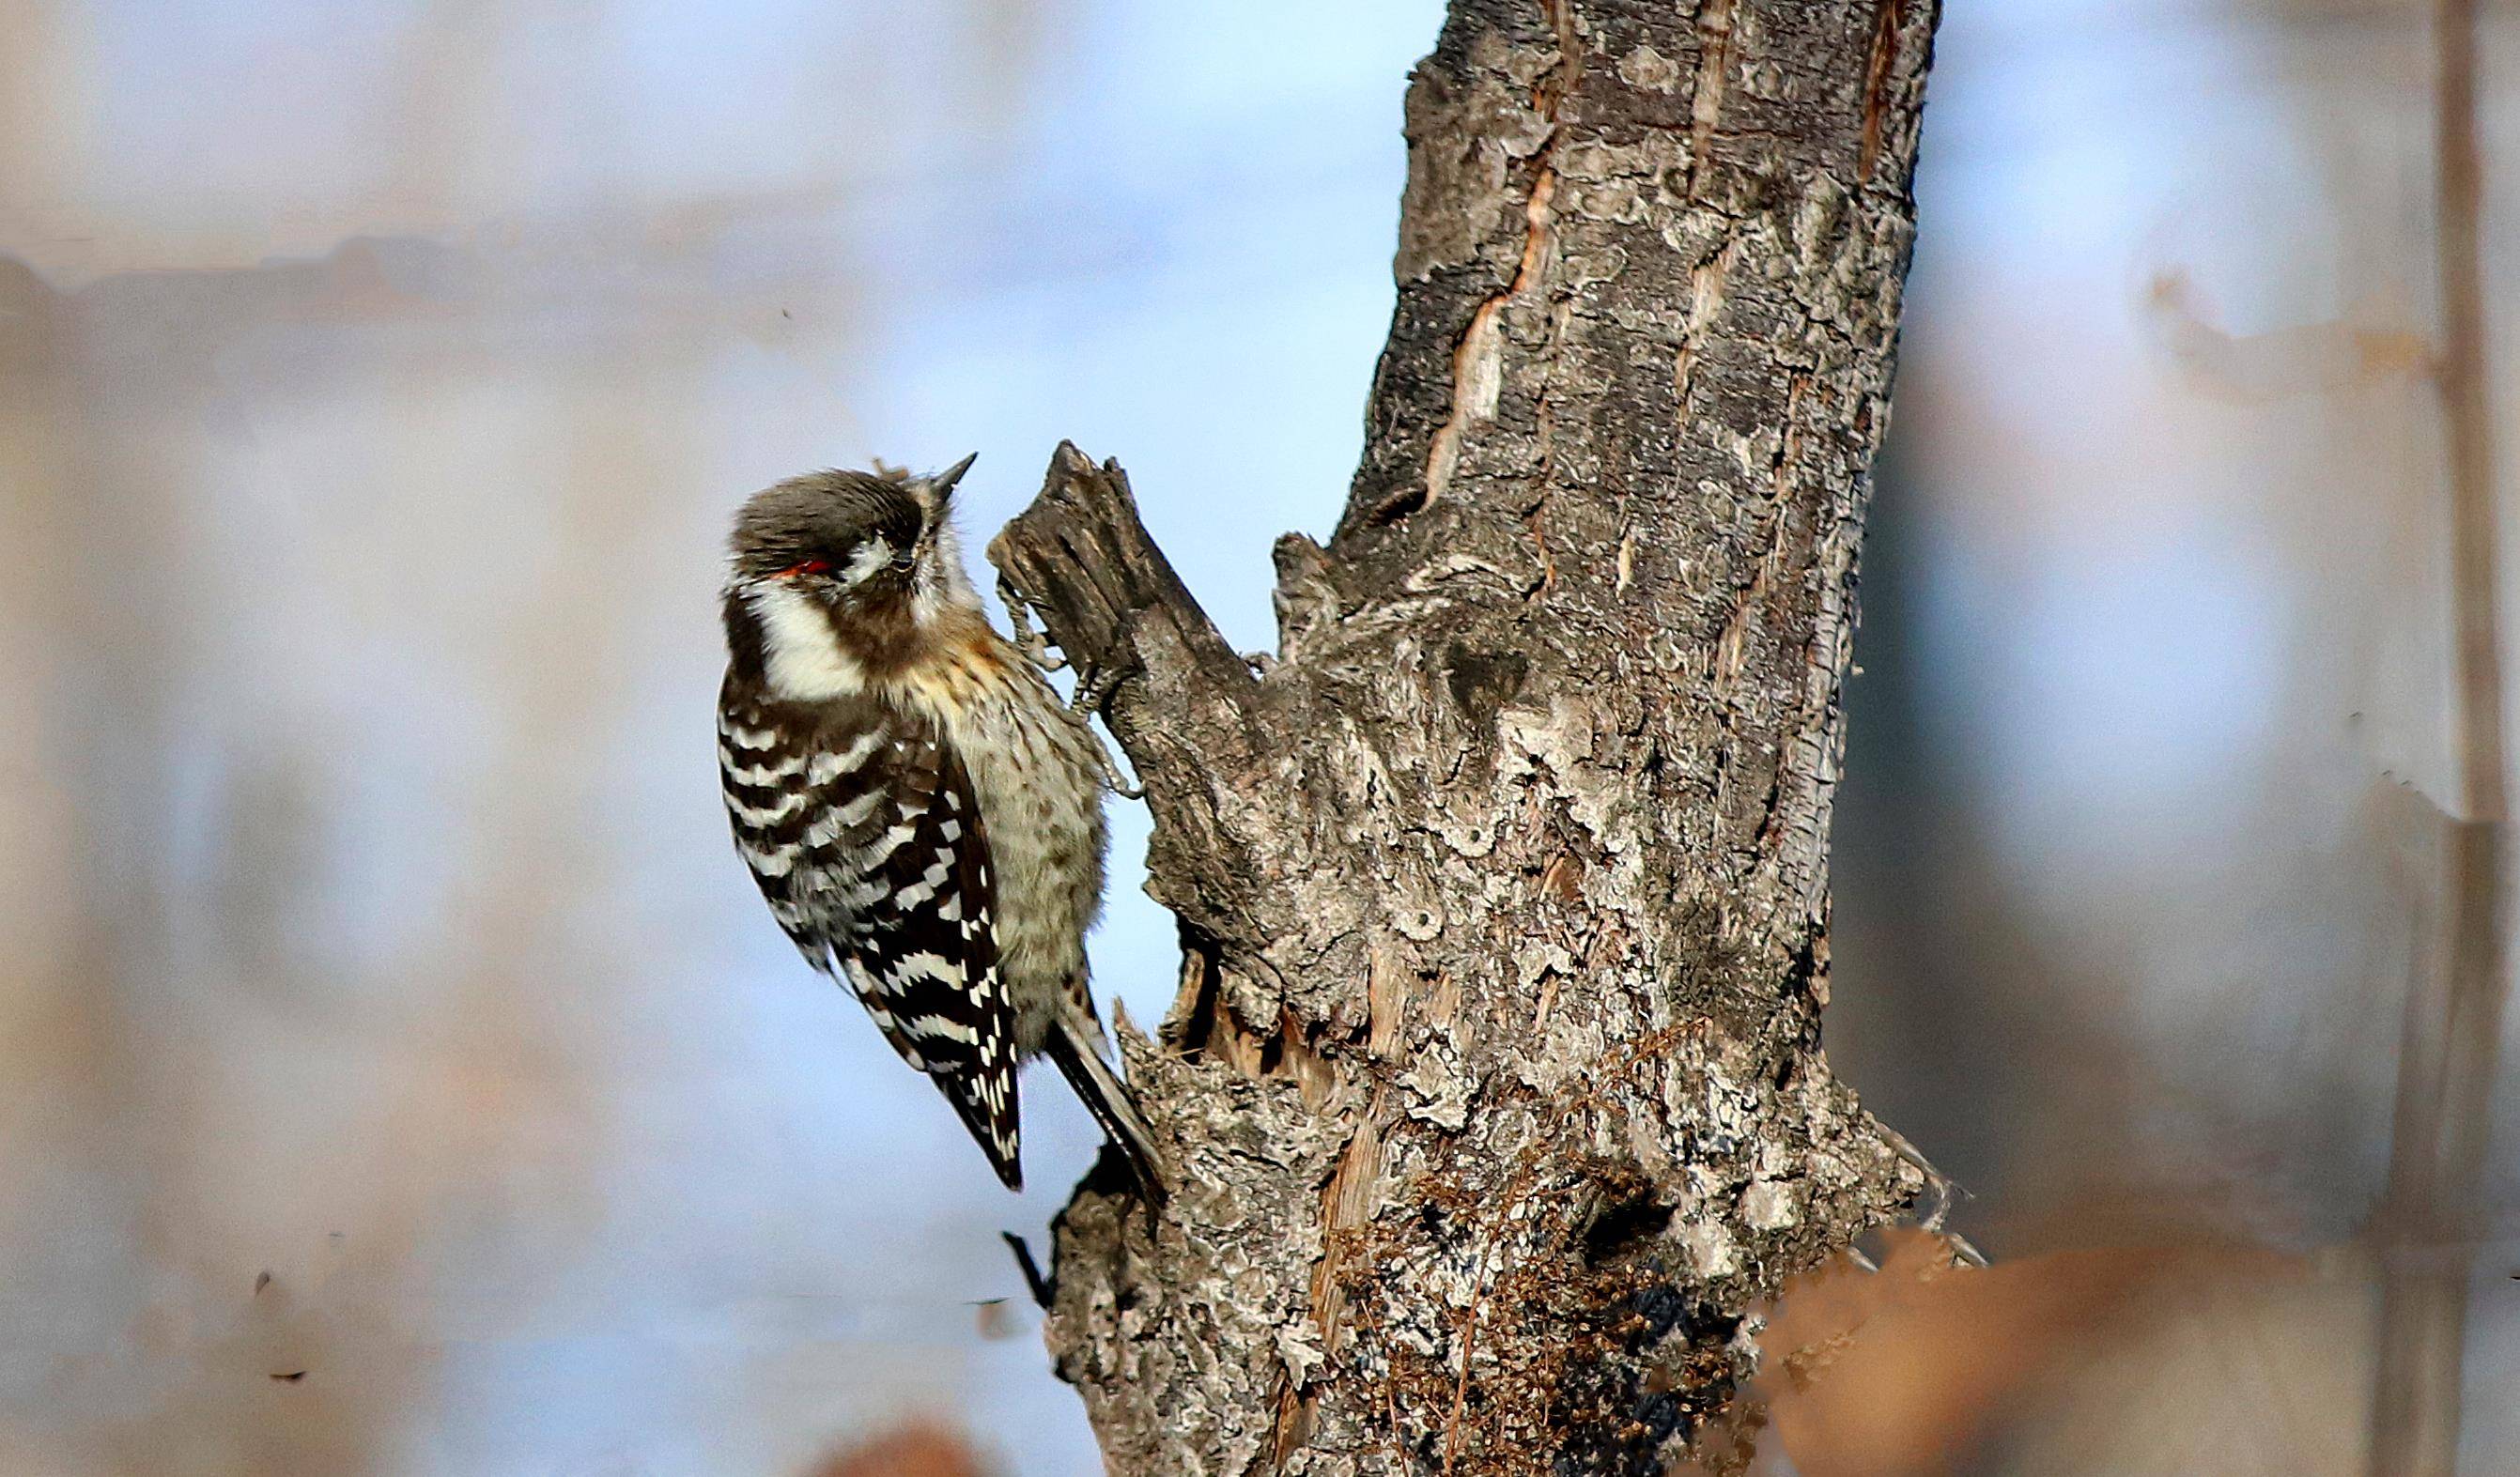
left=1003, top=1231, right=1056, bottom=1311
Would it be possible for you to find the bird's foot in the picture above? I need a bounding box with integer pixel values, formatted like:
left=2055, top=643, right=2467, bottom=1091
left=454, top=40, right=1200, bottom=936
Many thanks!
left=998, top=577, right=1068, bottom=675
left=1070, top=658, right=1127, bottom=715
left=1059, top=663, right=1143, bottom=799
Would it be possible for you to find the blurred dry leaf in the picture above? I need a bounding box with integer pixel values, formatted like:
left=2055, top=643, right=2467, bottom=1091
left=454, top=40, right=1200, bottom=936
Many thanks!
left=971, top=1298, right=1022, bottom=1342
left=799, top=1421, right=992, bottom=1477
left=1753, top=1226, right=2372, bottom=1477
left=2145, top=270, right=2431, bottom=402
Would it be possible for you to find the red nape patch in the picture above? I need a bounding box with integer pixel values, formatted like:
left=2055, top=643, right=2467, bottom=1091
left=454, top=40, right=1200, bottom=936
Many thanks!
left=777, top=559, right=831, bottom=579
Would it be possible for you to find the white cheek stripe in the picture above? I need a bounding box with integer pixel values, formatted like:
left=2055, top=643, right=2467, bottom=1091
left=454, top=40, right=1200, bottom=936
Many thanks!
left=748, top=582, right=864, bottom=700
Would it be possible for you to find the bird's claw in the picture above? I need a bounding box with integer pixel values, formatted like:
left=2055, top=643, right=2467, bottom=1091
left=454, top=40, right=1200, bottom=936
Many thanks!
left=1879, top=1123, right=1988, bottom=1267
left=998, top=577, right=1068, bottom=675
left=994, top=576, right=1140, bottom=797
left=1090, top=731, right=1144, bottom=801
left=1060, top=661, right=1144, bottom=798
left=1070, top=659, right=1126, bottom=716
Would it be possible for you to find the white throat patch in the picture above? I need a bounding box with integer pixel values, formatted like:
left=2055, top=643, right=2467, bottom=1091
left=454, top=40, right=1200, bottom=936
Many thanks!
left=912, top=522, right=975, bottom=628
left=747, top=581, right=864, bottom=700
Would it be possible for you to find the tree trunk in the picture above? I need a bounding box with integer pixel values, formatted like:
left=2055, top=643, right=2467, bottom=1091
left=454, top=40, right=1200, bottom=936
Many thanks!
left=987, top=1, right=1940, bottom=1471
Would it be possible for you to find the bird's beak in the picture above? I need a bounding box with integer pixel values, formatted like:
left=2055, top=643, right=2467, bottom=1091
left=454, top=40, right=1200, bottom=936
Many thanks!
left=931, top=453, right=978, bottom=509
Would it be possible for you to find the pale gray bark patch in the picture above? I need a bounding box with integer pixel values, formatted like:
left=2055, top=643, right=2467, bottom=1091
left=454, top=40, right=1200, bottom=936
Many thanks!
left=987, top=1, right=1940, bottom=1471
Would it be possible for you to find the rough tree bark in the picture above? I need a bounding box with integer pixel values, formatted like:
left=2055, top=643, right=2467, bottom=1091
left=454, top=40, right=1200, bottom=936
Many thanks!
left=989, top=2, right=1940, bottom=1471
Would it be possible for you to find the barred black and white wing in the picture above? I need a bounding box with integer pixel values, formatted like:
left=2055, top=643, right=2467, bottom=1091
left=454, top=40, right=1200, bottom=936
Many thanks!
left=719, top=682, right=1023, bottom=1188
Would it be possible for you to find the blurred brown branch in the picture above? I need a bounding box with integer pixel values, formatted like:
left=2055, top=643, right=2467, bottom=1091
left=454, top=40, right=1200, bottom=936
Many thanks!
left=2367, top=1, right=2511, bottom=1473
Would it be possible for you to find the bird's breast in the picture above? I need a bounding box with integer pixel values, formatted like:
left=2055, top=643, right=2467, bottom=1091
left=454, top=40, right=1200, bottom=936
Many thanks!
left=883, top=638, right=1106, bottom=1045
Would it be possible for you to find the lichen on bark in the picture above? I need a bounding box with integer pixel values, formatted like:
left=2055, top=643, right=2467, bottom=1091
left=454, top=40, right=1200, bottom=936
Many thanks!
left=987, top=1, right=1940, bottom=1471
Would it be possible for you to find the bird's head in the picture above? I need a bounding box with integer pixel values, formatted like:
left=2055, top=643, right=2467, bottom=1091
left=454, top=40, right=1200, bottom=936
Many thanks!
left=723, top=454, right=981, bottom=694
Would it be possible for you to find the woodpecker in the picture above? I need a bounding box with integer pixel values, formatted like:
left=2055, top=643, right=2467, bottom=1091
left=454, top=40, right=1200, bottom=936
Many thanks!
left=718, top=454, right=1165, bottom=1195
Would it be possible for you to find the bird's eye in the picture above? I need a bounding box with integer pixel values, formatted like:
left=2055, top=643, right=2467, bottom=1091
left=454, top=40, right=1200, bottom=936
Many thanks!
left=776, top=558, right=831, bottom=579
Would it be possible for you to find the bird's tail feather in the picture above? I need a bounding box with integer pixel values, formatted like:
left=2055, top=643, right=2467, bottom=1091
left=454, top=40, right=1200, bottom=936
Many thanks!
left=1045, top=1014, right=1169, bottom=1202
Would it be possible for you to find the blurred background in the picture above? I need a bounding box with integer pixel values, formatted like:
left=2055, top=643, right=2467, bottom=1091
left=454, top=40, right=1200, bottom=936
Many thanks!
left=1, top=0, right=2514, bottom=1472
